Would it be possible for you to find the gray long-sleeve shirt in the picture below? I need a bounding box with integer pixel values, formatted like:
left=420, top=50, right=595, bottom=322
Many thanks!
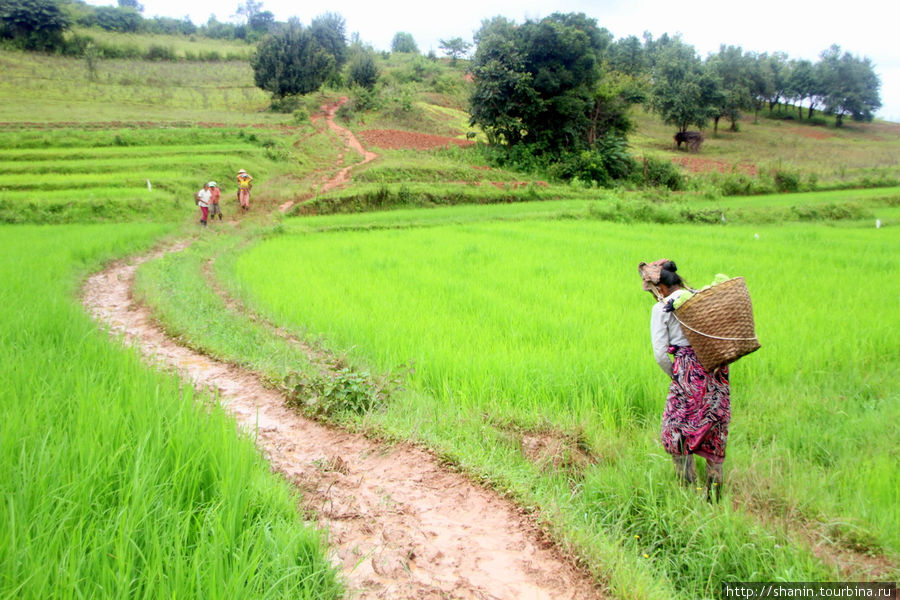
left=650, top=289, right=691, bottom=378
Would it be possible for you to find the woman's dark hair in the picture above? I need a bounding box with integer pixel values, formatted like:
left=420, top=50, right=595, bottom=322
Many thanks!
left=658, top=260, right=683, bottom=287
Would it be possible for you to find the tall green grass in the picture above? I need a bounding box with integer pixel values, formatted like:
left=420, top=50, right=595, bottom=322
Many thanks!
left=217, top=204, right=897, bottom=597
left=0, top=224, right=341, bottom=599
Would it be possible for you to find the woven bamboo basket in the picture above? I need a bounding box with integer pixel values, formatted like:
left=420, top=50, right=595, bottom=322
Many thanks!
left=673, top=277, right=761, bottom=372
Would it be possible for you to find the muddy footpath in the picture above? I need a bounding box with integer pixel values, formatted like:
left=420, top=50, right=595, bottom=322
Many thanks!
left=82, top=99, right=603, bottom=599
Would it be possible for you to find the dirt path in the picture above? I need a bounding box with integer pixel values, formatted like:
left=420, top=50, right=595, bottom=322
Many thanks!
left=81, top=100, right=604, bottom=599
left=279, top=97, right=378, bottom=213
left=82, top=247, right=602, bottom=600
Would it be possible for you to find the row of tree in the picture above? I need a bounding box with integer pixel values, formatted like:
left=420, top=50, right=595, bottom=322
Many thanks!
left=0, top=0, right=290, bottom=47
left=646, top=36, right=882, bottom=131
left=468, top=14, right=883, bottom=159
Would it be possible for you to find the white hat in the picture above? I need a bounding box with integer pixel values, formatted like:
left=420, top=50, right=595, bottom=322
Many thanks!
left=237, top=169, right=247, bottom=174
left=208, top=181, right=217, bottom=187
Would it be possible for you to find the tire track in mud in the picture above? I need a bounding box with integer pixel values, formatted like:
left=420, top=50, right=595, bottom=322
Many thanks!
left=81, top=99, right=604, bottom=599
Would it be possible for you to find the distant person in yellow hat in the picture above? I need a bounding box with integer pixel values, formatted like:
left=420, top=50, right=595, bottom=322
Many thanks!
left=236, top=169, right=253, bottom=212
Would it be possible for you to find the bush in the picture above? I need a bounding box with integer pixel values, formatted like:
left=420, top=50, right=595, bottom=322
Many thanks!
left=635, top=156, right=684, bottom=190
left=269, top=94, right=305, bottom=114
left=347, top=52, right=378, bottom=90
left=292, top=107, right=310, bottom=124
left=144, top=44, right=176, bottom=61
left=773, top=169, right=801, bottom=192
left=549, top=136, right=636, bottom=187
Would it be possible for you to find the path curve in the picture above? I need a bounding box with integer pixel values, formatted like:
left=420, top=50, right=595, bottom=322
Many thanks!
left=279, top=97, right=378, bottom=213
left=82, top=255, right=603, bottom=599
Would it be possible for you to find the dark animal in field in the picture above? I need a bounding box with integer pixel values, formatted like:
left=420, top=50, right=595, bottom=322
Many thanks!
left=674, top=131, right=703, bottom=152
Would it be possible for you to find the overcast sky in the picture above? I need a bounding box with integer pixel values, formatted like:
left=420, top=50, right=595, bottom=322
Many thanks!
left=85, top=0, right=899, bottom=122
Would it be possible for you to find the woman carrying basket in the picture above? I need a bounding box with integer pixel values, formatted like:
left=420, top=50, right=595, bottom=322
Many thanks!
left=639, top=259, right=730, bottom=501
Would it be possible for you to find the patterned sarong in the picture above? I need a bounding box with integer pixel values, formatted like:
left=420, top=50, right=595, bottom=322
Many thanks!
left=660, top=346, right=730, bottom=463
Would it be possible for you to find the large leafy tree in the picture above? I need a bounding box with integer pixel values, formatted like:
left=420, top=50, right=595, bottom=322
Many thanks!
left=469, top=13, right=626, bottom=153
left=818, top=44, right=881, bottom=126
left=647, top=37, right=722, bottom=133
left=251, top=19, right=335, bottom=97
left=0, top=0, right=70, bottom=50
left=468, top=16, right=535, bottom=146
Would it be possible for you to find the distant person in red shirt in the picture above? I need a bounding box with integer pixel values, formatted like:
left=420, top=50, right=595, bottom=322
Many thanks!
left=207, top=181, right=222, bottom=221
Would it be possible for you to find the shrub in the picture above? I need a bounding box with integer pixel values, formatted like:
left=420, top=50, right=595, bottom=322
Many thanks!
left=282, top=365, right=401, bottom=419
left=269, top=94, right=304, bottom=114
left=347, top=52, right=378, bottom=90
left=292, top=107, right=309, bottom=124
left=774, top=169, right=801, bottom=192
left=635, top=156, right=684, bottom=190
left=349, top=86, right=379, bottom=112
left=144, top=44, right=177, bottom=61
left=549, top=136, right=636, bottom=187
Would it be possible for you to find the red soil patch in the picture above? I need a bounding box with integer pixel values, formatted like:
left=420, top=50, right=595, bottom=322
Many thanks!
left=672, top=156, right=759, bottom=176
left=359, top=129, right=474, bottom=150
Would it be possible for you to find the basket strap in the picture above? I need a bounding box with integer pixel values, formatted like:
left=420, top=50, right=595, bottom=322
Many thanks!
left=672, top=312, right=759, bottom=342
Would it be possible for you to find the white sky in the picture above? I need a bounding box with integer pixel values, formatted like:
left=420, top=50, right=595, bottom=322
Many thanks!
left=86, top=0, right=900, bottom=122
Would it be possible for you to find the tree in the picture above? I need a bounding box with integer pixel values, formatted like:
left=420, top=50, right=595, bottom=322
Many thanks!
left=647, top=37, right=721, bottom=133
left=818, top=45, right=881, bottom=126
left=94, top=6, right=142, bottom=32
left=438, top=37, right=471, bottom=65
left=745, top=52, right=775, bottom=122
left=247, top=10, right=274, bottom=33
left=391, top=32, right=418, bottom=54
left=469, top=13, right=627, bottom=154
left=347, top=51, right=378, bottom=90
left=310, top=12, right=347, bottom=71
left=117, top=0, right=143, bottom=12
left=251, top=19, right=335, bottom=97
left=0, top=0, right=70, bottom=50
left=785, top=59, right=819, bottom=120
left=706, top=45, right=751, bottom=133
left=468, top=16, right=534, bottom=145
left=234, top=0, right=263, bottom=23
left=608, top=35, right=645, bottom=76
left=761, top=52, right=790, bottom=112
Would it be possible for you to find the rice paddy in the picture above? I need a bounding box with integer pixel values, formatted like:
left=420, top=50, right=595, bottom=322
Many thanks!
left=0, top=224, right=341, bottom=599
left=2, top=33, right=897, bottom=600
left=215, top=203, right=899, bottom=597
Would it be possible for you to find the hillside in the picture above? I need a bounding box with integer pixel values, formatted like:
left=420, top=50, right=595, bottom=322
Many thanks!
left=1, top=32, right=897, bottom=600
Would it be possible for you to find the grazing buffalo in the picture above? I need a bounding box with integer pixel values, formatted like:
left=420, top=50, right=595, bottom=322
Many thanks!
left=674, top=131, right=703, bottom=152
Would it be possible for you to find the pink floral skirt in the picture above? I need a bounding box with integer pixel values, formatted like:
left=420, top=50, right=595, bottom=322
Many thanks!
left=661, top=346, right=731, bottom=463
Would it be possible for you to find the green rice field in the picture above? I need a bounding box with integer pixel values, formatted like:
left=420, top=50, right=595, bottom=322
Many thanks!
left=2, top=34, right=898, bottom=600
left=208, top=202, right=899, bottom=598
left=0, top=224, right=341, bottom=599
left=0, top=124, right=320, bottom=223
